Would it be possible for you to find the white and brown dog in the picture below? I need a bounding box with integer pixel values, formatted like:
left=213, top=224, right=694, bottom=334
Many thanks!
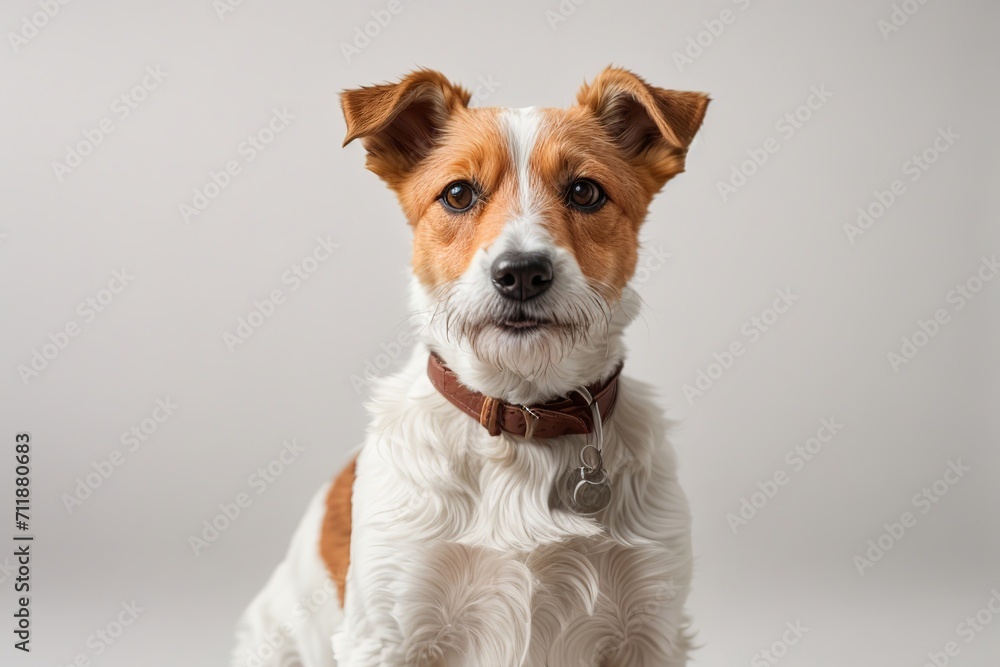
left=233, top=67, right=709, bottom=667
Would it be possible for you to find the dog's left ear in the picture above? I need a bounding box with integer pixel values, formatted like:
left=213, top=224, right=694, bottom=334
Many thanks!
left=341, top=69, right=471, bottom=187
left=577, top=67, right=710, bottom=190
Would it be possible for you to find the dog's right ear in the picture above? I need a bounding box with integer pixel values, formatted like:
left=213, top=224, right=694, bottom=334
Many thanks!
left=577, top=67, right=709, bottom=192
left=341, top=69, right=471, bottom=187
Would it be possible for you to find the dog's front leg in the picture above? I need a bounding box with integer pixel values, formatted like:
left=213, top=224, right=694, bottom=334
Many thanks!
left=335, top=538, right=534, bottom=667
left=396, top=542, right=534, bottom=667
left=534, top=539, right=691, bottom=667
left=591, top=545, right=692, bottom=667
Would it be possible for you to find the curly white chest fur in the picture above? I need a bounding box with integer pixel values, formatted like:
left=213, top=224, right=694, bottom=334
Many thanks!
left=329, top=348, right=692, bottom=667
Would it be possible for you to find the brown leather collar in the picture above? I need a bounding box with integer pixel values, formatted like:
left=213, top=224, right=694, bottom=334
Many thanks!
left=426, top=352, right=622, bottom=438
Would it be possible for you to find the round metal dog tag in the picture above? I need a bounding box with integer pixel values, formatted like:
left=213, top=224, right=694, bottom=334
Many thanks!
left=563, top=466, right=612, bottom=515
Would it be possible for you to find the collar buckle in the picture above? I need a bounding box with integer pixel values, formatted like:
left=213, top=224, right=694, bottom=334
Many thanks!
left=518, top=404, right=541, bottom=439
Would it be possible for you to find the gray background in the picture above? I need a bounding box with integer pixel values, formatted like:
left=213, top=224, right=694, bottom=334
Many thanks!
left=2, top=0, right=998, bottom=665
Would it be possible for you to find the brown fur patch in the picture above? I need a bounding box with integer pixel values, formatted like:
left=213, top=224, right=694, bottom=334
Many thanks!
left=527, top=68, right=708, bottom=293
left=529, top=107, right=652, bottom=292
left=576, top=67, right=709, bottom=154
left=341, top=69, right=472, bottom=190
left=340, top=67, right=709, bottom=294
left=319, top=457, right=357, bottom=607
left=402, top=108, right=517, bottom=287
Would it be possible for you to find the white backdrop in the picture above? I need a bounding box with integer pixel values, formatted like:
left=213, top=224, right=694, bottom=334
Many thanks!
left=1, top=0, right=998, bottom=665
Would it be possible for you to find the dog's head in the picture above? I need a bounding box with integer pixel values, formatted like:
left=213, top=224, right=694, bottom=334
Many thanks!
left=342, top=67, right=708, bottom=404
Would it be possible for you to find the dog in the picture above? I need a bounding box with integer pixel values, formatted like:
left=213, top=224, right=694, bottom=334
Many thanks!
left=232, top=66, right=709, bottom=667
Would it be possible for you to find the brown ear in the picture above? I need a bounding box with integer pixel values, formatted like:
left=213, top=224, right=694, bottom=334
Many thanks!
left=341, top=69, right=471, bottom=186
left=577, top=67, right=709, bottom=189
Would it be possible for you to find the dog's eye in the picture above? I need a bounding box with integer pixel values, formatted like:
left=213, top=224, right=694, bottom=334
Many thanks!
left=567, top=179, right=607, bottom=212
left=440, top=181, right=478, bottom=213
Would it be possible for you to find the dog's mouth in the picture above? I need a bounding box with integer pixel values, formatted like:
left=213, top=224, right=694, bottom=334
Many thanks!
left=493, top=316, right=552, bottom=334
left=493, top=308, right=552, bottom=333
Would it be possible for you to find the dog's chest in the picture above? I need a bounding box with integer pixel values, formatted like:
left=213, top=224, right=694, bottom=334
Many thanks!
left=335, top=370, right=689, bottom=665
left=422, top=418, right=611, bottom=546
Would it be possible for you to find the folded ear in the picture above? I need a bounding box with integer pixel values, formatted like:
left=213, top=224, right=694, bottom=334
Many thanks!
left=341, top=69, right=471, bottom=186
left=577, top=67, right=709, bottom=190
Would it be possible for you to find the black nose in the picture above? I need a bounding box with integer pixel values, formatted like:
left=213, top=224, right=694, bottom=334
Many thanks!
left=491, top=252, right=553, bottom=301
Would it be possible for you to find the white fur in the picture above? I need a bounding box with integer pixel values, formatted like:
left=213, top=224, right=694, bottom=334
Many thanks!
left=232, top=484, right=344, bottom=667
left=507, top=107, right=542, bottom=218
left=233, top=106, right=694, bottom=667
